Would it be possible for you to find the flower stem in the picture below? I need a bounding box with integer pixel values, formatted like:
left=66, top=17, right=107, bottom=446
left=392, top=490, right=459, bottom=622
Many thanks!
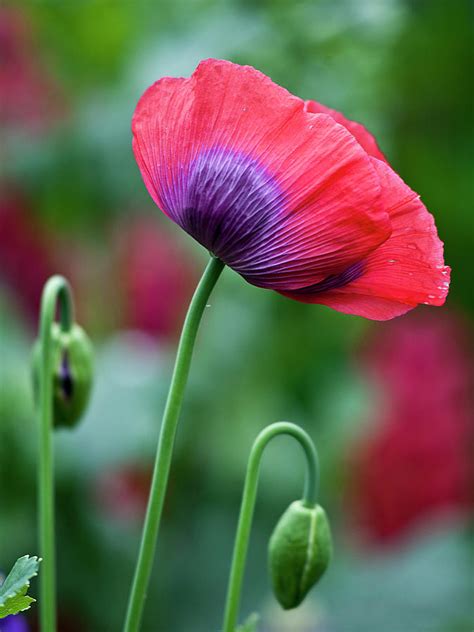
left=222, top=422, right=319, bottom=632
left=37, top=275, right=74, bottom=632
left=124, top=256, right=225, bottom=632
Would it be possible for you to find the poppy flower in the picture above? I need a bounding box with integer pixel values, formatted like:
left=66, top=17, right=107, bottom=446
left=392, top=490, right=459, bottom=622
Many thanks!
left=0, top=6, right=66, bottom=131
left=114, top=215, right=198, bottom=340
left=0, top=185, right=56, bottom=324
left=95, top=464, right=152, bottom=522
left=350, top=313, right=473, bottom=544
left=132, top=59, right=450, bottom=320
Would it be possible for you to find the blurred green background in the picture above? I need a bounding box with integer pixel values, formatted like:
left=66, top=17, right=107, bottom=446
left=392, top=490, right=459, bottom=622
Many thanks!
left=1, top=1, right=473, bottom=631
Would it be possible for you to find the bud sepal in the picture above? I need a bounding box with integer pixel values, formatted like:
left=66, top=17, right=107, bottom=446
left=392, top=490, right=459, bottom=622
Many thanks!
left=268, top=500, right=332, bottom=610
left=32, top=323, right=93, bottom=429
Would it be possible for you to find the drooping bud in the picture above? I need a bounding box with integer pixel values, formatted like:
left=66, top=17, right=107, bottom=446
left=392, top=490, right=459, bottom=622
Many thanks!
left=32, top=323, right=93, bottom=428
left=268, top=500, right=332, bottom=610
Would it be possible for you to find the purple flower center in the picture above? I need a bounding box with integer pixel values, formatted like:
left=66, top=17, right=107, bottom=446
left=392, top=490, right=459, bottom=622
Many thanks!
left=169, top=148, right=286, bottom=264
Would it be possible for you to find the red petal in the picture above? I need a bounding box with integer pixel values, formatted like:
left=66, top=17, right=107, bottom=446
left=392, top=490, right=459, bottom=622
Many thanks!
left=305, top=100, right=388, bottom=163
left=133, top=59, right=391, bottom=289
left=280, top=159, right=450, bottom=320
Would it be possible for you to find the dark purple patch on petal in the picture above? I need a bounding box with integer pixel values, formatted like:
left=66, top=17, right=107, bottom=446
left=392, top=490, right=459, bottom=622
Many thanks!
left=291, top=260, right=365, bottom=294
left=170, top=148, right=286, bottom=263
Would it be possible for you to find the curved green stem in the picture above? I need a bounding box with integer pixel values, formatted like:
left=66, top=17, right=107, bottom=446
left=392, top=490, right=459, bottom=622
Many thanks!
left=222, top=421, right=319, bottom=632
left=124, top=256, right=225, bottom=632
left=38, top=275, right=74, bottom=632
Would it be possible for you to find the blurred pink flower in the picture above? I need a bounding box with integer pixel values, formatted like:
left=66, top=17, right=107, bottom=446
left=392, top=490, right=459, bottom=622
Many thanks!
left=0, top=185, right=56, bottom=324
left=95, top=464, right=152, bottom=523
left=0, top=6, right=66, bottom=131
left=114, top=215, right=198, bottom=341
left=350, top=312, right=473, bottom=545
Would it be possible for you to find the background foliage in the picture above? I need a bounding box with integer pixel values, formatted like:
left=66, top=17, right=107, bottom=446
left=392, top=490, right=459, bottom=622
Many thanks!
left=1, top=1, right=473, bottom=631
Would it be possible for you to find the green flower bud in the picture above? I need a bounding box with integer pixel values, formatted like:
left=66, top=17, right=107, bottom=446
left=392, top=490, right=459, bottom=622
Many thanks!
left=32, top=323, right=93, bottom=429
left=268, top=500, right=332, bottom=610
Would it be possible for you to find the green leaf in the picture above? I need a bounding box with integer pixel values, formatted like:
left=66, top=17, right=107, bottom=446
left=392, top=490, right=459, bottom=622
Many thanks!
left=0, top=556, right=41, bottom=619
left=236, top=612, right=260, bottom=632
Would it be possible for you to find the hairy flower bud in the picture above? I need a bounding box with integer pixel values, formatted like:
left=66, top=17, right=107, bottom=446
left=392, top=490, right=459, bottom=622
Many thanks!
left=32, top=323, right=93, bottom=428
left=268, top=500, right=332, bottom=610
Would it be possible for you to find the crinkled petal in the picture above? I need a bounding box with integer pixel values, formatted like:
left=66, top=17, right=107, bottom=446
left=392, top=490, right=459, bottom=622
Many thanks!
left=133, top=59, right=391, bottom=290
left=280, top=159, right=450, bottom=320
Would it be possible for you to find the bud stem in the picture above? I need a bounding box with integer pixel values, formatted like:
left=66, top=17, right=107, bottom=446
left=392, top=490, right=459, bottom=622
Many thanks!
left=222, top=422, right=319, bottom=632
left=124, top=256, right=225, bottom=632
left=37, top=275, right=75, bottom=632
